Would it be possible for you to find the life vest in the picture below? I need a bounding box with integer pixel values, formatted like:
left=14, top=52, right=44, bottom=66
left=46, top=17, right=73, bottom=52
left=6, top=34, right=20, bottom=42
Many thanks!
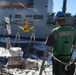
left=52, top=25, right=75, bottom=59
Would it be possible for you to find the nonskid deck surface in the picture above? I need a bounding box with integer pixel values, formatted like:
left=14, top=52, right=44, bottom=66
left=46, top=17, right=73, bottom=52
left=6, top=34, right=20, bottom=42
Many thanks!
left=3, top=60, right=52, bottom=75
left=0, top=44, right=52, bottom=75
left=1, top=59, right=76, bottom=75
left=0, top=51, right=76, bottom=75
left=0, top=37, right=76, bottom=75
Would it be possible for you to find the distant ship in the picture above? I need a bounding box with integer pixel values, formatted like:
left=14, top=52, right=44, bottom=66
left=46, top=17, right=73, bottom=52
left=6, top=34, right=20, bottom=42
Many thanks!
left=0, top=0, right=75, bottom=41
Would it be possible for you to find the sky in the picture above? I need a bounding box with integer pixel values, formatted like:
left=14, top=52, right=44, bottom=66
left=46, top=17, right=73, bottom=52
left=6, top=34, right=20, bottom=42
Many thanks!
left=53, top=0, right=76, bottom=15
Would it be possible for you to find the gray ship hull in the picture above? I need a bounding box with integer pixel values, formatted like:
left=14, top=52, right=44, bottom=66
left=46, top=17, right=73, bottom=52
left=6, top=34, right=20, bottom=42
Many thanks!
left=0, top=0, right=54, bottom=40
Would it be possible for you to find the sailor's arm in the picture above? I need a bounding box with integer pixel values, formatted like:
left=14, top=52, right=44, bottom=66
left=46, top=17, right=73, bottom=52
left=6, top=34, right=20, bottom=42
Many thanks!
left=72, top=38, right=76, bottom=54
left=45, top=32, right=55, bottom=53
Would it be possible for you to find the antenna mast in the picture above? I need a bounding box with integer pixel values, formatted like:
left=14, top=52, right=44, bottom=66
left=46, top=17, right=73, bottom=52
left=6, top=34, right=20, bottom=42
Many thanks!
left=62, top=0, right=67, bottom=14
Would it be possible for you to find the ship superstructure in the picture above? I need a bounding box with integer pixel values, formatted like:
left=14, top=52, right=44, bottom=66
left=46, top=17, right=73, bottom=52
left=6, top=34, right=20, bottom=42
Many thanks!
left=0, top=0, right=54, bottom=40
left=0, top=0, right=75, bottom=40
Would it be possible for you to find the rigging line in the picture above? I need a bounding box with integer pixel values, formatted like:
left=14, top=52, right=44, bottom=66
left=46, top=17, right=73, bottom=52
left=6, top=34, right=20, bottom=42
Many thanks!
left=32, top=30, right=39, bottom=70
left=24, top=29, right=38, bottom=70
left=2, top=28, right=6, bottom=40
left=25, top=31, right=34, bottom=51
left=25, top=32, right=34, bottom=55
left=74, top=64, right=76, bottom=75
left=6, top=37, right=12, bottom=49
left=18, top=2, right=39, bottom=15
left=49, top=53, right=76, bottom=75
left=39, top=49, right=48, bottom=75
left=26, top=29, right=37, bottom=56
left=13, top=31, right=21, bottom=47
left=18, top=2, right=28, bottom=9
left=50, top=53, right=74, bottom=66
left=2, top=26, right=9, bottom=41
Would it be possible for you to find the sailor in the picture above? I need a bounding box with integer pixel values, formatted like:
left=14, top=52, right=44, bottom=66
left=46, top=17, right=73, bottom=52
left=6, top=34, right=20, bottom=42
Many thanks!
left=45, top=11, right=75, bottom=75
left=23, top=18, right=29, bottom=30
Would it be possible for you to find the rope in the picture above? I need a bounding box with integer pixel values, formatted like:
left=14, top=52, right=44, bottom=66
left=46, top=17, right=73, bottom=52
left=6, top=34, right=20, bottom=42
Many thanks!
left=13, top=31, right=21, bottom=47
left=46, top=52, right=76, bottom=75
left=26, top=29, right=37, bottom=56
left=25, top=29, right=39, bottom=70
left=50, top=53, right=74, bottom=66
left=6, top=37, right=12, bottom=49
left=25, top=32, right=35, bottom=55
left=2, top=28, right=6, bottom=40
